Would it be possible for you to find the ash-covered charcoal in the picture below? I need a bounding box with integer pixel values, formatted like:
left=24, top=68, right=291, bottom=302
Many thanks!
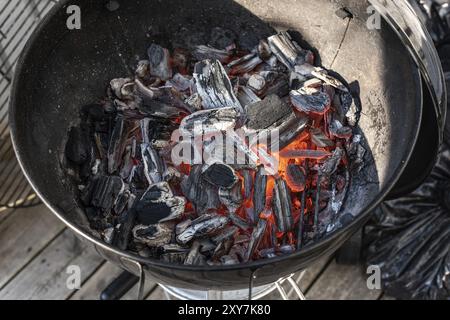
left=286, top=164, right=306, bottom=193
left=253, top=166, right=267, bottom=223
left=227, top=53, right=263, bottom=75
left=166, top=73, right=192, bottom=92
left=176, top=219, right=192, bottom=236
left=141, top=144, right=165, bottom=185
left=311, top=68, right=348, bottom=92
left=147, top=44, right=172, bottom=80
left=135, top=60, right=150, bottom=79
left=346, top=135, right=366, bottom=173
left=112, top=209, right=137, bottom=250
left=339, top=92, right=361, bottom=127
left=202, top=163, right=238, bottom=189
left=107, top=114, right=127, bottom=174
left=185, top=241, right=207, bottom=265
left=134, top=182, right=186, bottom=225
left=212, top=237, right=234, bottom=261
left=329, top=118, right=353, bottom=139
left=245, top=94, right=294, bottom=130
left=267, top=32, right=313, bottom=70
left=245, top=218, right=267, bottom=261
left=242, top=169, right=253, bottom=199
left=237, top=86, right=261, bottom=106
left=177, top=214, right=229, bottom=245
left=180, top=107, right=240, bottom=136
left=88, top=175, right=124, bottom=212
left=311, top=128, right=334, bottom=148
left=110, top=78, right=134, bottom=100
left=219, top=180, right=243, bottom=213
left=193, top=59, right=243, bottom=112
left=132, top=223, right=173, bottom=247
left=184, top=93, right=203, bottom=112
left=272, top=178, right=294, bottom=232
left=290, top=87, right=331, bottom=114
left=211, top=226, right=238, bottom=244
left=318, top=147, right=344, bottom=178
left=263, top=74, right=290, bottom=98
left=280, top=149, right=331, bottom=160
left=247, top=74, right=266, bottom=93
left=257, top=39, right=272, bottom=61
left=192, top=45, right=231, bottom=64
left=273, top=113, right=310, bottom=150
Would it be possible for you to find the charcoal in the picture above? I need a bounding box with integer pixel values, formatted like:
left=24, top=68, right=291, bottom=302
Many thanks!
left=66, top=126, right=91, bottom=165
left=272, top=178, right=294, bottom=232
left=103, top=227, right=115, bottom=244
left=245, top=218, right=267, bottom=261
left=290, top=87, right=331, bottom=114
left=203, top=163, right=238, bottom=189
left=110, top=78, right=134, bottom=100
left=172, top=48, right=189, bottom=72
left=242, top=169, right=253, bottom=199
left=161, top=252, right=189, bottom=264
left=209, top=27, right=237, bottom=50
left=245, top=94, right=294, bottom=130
left=147, top=44, right=172, bottom=80
left=135, top=84, right=191, bottom=117
left=290, top=71, right=307, bottom=89
left=264, top=75, right=290, bottom=98
left=107, top=114, right=127, bottom=174
left=141, top=144, right=164, bottom=185
left=329, top=119, right=353, bottom=139
left=166, top=73, right=191, bottom=92
left=294, top=63, right=316, bottom=77
left=90, top=175, right=124, bottom=212
left=184, top=93, right=203, bottom=112
left=212, top=237, right=234, bottom=261
left=302, top=78, right=323, bottom=89
left=311, top=68, right=348, bottom=92
left=346, top=135, right=366, bottom=173
left=247, top=74, right=266, bottom=92
left=177, top=214, right=229, bottom=245
left=219, top=180, right=243, bottom=212
left=311, top=128, right=334, bottom=148
left=184, top=241, right=202, bottom=265
left=341, top=92, right=361, bottom=127
left=273, top=113, right=310, bottom=150
left=211, top=226, right=238, bottom=244
left=180, top=107, right=240, bottom=137
left=237, top=86, right=261, bottom=107
left=318, top=147, right=344, bottom=177
left=279, top=149, right=331, bottom=160
left=229, top=212, right=251, bottom=230
left=257, top=39, right=272, bottom=60
left=253, top=166, right=267, bottom=223
left=286, top=164, right=306, bottom=193
left=134, top=182, right=186, bottom=224
left=220, top=255, right=239, bottom=265
left=113, top=189, right=130, bottom=215
left=259, top=248, right=277, bottom=259
left=279, top=244, right=295, bottom=254
left=193, top=59, right=243, bottom=112
left=112, top=209, right=137, bottom=250
left=176, top=219, right=192, bottom=235
left=132, top=223, right=173, bottom=247
left=135, top=60, right=150, bottom=79
left=120, top=146, right=134, bottom=180
left=192, top=45, right=231, bottom=64
left=267, top=32, right=313, bottom=70
left=227, top=53, right=263, bottom=75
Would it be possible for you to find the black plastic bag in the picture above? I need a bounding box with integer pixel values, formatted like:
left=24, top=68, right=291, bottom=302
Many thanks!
left=365, top=148, right=450, bottom=300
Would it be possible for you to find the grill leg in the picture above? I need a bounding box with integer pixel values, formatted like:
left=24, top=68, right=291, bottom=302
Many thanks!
left=100, top=271, right=139, bottom=300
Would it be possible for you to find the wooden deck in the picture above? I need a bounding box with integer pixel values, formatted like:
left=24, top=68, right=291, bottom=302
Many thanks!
left=0, top=204, right=390, bottom=300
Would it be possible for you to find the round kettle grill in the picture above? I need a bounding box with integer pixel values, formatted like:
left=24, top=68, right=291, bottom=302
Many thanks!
left=9, top=0, right=446, bottom=290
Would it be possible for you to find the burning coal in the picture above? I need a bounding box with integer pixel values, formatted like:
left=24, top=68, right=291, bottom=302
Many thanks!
left=65, top=28, right=364, bottom=265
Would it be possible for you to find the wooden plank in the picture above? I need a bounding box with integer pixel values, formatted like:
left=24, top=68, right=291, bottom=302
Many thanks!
left=0, top=229, right=103, bottom=300
left=70, top=261, right=157, bottom=300
left=305, top=261, right=382, bottom=300
left=0, top=204, right=65, bottom=289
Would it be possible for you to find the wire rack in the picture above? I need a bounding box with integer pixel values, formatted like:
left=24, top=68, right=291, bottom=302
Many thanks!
left=0, top=0, right=58, bottom=212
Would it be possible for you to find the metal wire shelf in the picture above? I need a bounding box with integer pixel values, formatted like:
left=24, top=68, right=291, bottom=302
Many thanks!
left=0, top=0, right=58, bottom=212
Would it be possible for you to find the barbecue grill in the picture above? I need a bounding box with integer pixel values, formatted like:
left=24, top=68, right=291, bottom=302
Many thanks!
left=8, top=0, right=446, bottom=293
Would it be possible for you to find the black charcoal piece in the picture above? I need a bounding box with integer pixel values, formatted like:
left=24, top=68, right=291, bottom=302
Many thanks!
left=66, top=125, right=91, bottom=165
left=253, top=166, right=267, bottom=223
left=193, top=59, right=243, bottom=112
left=219, top=180, right=243, bottom=213
left=203, top=163, right=238, bottom=189
left=267, top=32, right=312, bottom=70
left=211, top=226, right=239, bottom=244
left=227, top=53, right=263, bottom=75
left=107, top=114, right=127, bottom=174
left=245, top=218, right=267, bottom=261
left=329, top=119, right=353, bottom=139
left=272, top=178, right=294, bottom=233
left=141, top=144, right=164, bottom=185
left=245, top=94, right=294, bottom=130
left=311, top=128, right=334, bottom=148
left=192, top=45, right=231, bottom=63
left=242, top=169, right=253, bottom=199
left=257, top=39, right=272, bottom=60
left=279, top=149, right=331, bottom=160
left=177, top=214, right=229, bottom=245
left=290, top=88, right=331, bottom=114
left=112, top=209, right=137, bottom=250
left=134, top=182, right=186, bottom=225
left=237, top=86, right=261, bottom=107
left=286, top=164, right=306, bottom=193
left=272, top=113, right=310, bottom=150
left=90, top=175, right=124, bottom=212
left=147, top=44, right=172, bottom=80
